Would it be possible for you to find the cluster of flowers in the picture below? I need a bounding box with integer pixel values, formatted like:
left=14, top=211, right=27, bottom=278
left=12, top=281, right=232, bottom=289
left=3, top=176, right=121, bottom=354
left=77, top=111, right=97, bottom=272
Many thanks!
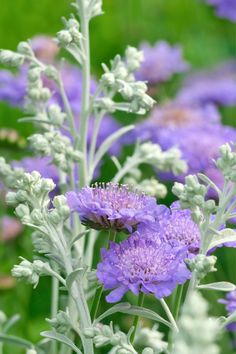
left=128, top=44, right=236, bottom=198
left=67, top=183, right=202, bottom=303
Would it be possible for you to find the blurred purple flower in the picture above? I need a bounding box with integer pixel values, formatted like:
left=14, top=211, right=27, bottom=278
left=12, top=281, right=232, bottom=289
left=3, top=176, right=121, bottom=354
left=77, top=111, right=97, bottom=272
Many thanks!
left=129, top=103, right=236, bottom=195
left=97, top=233, right=190, bottom=302
left=0, top=68, right=27, bottom=107
left=176, top=62, right=236, bottom=107
left=30, top=35, right=59, bottom=63
left=13, top=156, right=59, bottom=184
left=205, top=0, right=236, bottom=22
left=219, top=290, right=236, bottom=331
left=66, top=183, right=159, bottom=232
left=135, top=41, right=188, bottom=85
left=0, top=216, right=23, bottom=242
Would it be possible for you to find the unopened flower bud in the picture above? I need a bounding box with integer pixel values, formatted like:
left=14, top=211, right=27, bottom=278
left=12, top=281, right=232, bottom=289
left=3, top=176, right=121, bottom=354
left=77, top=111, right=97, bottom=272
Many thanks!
left=6, top=191, right=18, bottom=205
left=101, top=73, right=115, bottom=86
left=142, top=348, right=154, bottom=354
left=17, top=41, right=33, bottom=56
left=57, top=30, right=72, bottom=46
left=0, top=50, right=24, bottom=67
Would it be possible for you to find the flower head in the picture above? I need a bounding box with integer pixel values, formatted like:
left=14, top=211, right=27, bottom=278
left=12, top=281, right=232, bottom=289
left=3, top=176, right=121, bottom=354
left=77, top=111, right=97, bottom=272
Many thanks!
left=97, top=234, right=190, bottom=302
left=142, top=202, right=201, bottom=254
left=66, top=183, right=159, bottom=232
left=176, top=63, right=236, bottom=107
left=135, top=41, right=188, bottom=84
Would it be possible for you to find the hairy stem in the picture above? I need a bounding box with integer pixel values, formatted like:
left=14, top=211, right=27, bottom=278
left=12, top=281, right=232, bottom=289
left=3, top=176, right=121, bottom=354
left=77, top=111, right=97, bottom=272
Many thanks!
left=77, top=0, right=91, bottom=187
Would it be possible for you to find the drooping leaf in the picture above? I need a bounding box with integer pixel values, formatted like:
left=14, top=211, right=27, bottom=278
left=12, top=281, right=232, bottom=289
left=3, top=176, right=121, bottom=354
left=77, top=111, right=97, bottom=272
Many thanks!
left=40, top=331, right=82, bottom=354
left=94, top=302, right=172, bottom=329
left=0, top=333, right=36, bottom=350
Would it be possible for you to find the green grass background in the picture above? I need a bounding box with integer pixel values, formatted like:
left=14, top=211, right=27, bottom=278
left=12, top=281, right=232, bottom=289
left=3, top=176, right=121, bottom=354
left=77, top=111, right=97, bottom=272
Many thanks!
left=0, top=0, right=236, bottom=353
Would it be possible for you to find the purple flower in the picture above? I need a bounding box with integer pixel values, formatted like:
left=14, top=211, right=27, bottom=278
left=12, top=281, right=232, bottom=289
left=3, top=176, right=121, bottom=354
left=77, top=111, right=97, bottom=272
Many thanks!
left=97, top=233, right=190, bottom=302
left=30, top=35, right=59, bottom=63
left=135, top=41, right=188, bottom=85
left=66, top=183, right=159, bottom=232
left=13, top=157, right=59, bottom=184
left=205, top=0, right=236, bottom=22
left=144, top=202, right=201, bottom=254
left=219, top=290, right=236, bottom=330
left=130, top=104, right=236, bottom=196
left=0, top=68, right=27, bottom=107
left=176, top=63, right=236, bottom=107
left=0, top=216, right=23, bottom=242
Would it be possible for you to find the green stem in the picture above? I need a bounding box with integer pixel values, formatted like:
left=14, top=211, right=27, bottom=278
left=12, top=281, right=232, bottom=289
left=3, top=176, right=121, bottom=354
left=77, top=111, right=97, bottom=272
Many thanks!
left=160, top=298, right=179, bottom=333
left=90, top=229, right=116, bottom=321
left=172, top=284, right=184, bottom=321
left=77, top=0, right=91, bottom=187
left=130, top=292, right=145, bottom=343
left=90, top=285, right=104, bottom=322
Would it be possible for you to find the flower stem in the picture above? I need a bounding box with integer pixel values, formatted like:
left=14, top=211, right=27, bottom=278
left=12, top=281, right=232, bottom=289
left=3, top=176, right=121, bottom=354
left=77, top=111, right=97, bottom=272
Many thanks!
left=90, top=229, right=117, bottom=321
left=77, top=0, right=91, bottom=187
left=160, top=298, right=179, bottom=333
left=172, top=284, right=184, bottom=320
left=50, top=275, right=59, bottom=354
left=130, top=292, right=145, bottom=343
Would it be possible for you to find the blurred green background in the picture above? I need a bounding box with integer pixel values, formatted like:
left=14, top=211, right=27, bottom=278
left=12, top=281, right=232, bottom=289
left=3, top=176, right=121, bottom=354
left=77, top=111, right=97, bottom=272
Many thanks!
left=0, top=0, right=236, bottom=353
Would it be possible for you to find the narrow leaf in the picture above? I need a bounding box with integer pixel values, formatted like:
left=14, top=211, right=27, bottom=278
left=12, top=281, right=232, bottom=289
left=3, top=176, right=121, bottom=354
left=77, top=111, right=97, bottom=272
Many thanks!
left=3, top=314, right=20, bottom=333
left=93, top=125, right=134, bottom=170
left=66, top=268, right=84, bottom=290
left=40, top=331, right=82, bottom=354
left=70, top=230, right=90, bottom=247
left=0, top=333, right=35, bottom=349
left=94, top=302, right=172, bottom=329
left=198, top=282, right=236, bottom=292
left=207, top=228, right=236, bottom=250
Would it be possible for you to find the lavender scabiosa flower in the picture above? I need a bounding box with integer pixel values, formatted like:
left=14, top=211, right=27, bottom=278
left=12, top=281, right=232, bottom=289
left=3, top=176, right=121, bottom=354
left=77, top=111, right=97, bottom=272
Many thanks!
left=157, top=124, right=236, bottom=184
left=176, top=63, right=236, bottom=107
left=205, top=0, right=236, bottom=22
left=126, top=102, right=220, bottom=152
left=97, top=234, right=190, bottom=302
left=66, top=183, right=159, bottom=232
left=219, top=290, right=236, bottom=330
left=135, top=41, right=188, bottom=85
left=149, top=202, right=201, bottom=254
left=0, top=67, right=27, bottom=107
